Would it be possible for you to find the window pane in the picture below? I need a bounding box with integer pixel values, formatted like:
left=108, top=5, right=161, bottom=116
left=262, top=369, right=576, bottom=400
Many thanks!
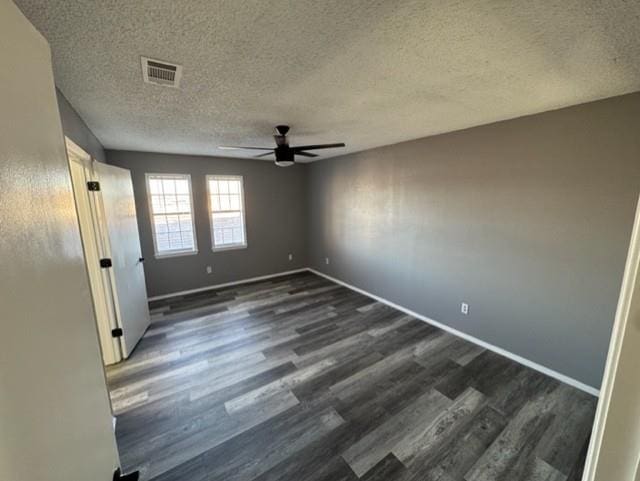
left=179, top=214, right=192, bottom=231
left=164, top=195, right=178, bottom=213
left=149, top=179, right=163, bottom=194
left=152, top=195, right=166, bottom=214
left=210, top=180, right=219, bottom=194
left=175, top=179, right=189, bottom=194
left=219, top=180, right=229, bottom=194
left=229, top=194, right=240, bottom=210
left=181, top=230, right=194, bottom=246
left=212, top=195, right=220, bottom=211
left=168, top=232, right=182, bottom=248
left=212, top=211, right=241, bottom=229
left=177, top=195, right=190, bottom=212
left=154, top=216, right=168, bottom=234
left=162, top=179, right=176, bottom=194
left=223, top=228, right=233, bottom=244
left=166, top=214, right=180, bottom=232
left=156, top=233, right=170, bottom=251
left=220, top=194, right=230, bottom=211
left=232, top=227, right=243, bottom=243
left=229, top=180, right=240, bottom=194
left=214, top=228, right=223, bottom=245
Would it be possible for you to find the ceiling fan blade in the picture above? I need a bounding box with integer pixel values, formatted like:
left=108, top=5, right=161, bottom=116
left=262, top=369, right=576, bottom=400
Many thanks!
left=254, top=151, right=275, bottom=158
left=291, top=143, right=345, bottom=151
left=295, top=151, right=319, bottom=158
left=218, top=146, right=274, bottom=151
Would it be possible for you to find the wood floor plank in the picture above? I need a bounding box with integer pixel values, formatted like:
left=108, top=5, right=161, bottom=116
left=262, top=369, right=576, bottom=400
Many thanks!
left=360, top=454, right=408, bottom=481
left=250, top=423, right=361, bottom=481
left=535, top=386, right=597, bottom=475
left=393, top=387, right=486, bottom=466
left=464, top=386, right=563, bottom=481
left=136, top=388, right=299, bottom=480
left=105, top=272, right=596, bottom=481
left=224, top=357, right=338, bottom=414
left=403, top=405, right=507, bottom=481
left=341, top=388, right=451, bottom=477
left=204, top=407, right=345, bottom=481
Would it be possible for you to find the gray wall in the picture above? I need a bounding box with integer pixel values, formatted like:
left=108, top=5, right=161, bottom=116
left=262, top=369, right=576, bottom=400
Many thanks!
left=56, top=88, right=106, bottom=162
left=307, top=92, right=640, bottom=389
left=106, top=150, right=308, bottom=297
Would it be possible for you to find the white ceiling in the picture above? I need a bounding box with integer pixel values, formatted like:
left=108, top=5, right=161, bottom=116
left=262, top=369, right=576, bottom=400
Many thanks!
left=15, top=0, right=640, bottom=161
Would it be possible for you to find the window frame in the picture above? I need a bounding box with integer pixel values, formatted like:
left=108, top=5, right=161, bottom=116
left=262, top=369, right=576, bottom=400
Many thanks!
left=206, top=174, right=248, bottom=252
left=145, top=173, right=198, bottom=259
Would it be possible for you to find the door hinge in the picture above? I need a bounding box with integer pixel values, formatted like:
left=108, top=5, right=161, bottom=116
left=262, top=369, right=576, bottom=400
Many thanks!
left=87, top=181, right=101, bottom=191
left=113, top=468, right=139, bottom=481
left=100, top=258, right=113, bottom=268
left=111, top=328, right=123, bottom=338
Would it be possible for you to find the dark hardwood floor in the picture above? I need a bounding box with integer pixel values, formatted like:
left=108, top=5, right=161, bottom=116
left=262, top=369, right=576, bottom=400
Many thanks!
left=106, top=271, right=597, bottom=481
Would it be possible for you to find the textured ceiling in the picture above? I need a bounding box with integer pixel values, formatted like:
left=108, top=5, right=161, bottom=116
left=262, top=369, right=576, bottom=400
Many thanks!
left=15, top=0, right=640, bottom=161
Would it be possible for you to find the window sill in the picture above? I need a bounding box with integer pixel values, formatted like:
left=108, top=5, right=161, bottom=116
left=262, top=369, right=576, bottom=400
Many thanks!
left=154, top=250, right=199, bottom=259
left=212, top=244, right=248, bottom=253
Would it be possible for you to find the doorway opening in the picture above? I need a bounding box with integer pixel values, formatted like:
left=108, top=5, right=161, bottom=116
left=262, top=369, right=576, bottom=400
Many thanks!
left=65, top=138, right=150, bottom=366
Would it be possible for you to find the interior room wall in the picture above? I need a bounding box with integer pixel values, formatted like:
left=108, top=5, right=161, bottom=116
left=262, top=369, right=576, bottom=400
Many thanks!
left=1, top=1, right=119, bottom=479
left=56, top=88, right=106, bottom=162
left=106, top=150, right=309, bottom=298
left=307, top=92, right=640, bottom=389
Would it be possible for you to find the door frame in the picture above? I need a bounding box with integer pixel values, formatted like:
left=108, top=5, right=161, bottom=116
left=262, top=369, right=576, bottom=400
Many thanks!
left=582, top=194, right=640, bottom=481
left=65, top=138, right=123, bottom=365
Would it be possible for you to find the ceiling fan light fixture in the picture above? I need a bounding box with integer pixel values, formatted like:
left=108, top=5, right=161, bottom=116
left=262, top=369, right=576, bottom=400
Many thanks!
left=275, top=160, right=295, bottom=167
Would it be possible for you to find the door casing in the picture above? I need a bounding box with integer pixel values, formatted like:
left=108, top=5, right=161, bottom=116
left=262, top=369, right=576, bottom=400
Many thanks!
left=583, top=195, right=640, bottom=481
left=66, top=138, right=122, bottom=365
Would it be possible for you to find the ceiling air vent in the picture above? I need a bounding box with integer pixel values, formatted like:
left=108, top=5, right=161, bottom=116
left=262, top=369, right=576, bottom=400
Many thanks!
left=141, top=57, right=182, bottom=88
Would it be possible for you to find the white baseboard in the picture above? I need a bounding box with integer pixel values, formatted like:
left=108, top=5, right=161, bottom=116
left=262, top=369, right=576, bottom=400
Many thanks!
left=308, top=268, right=600, bottom=397
left=147, top=268, right=309, bottom=301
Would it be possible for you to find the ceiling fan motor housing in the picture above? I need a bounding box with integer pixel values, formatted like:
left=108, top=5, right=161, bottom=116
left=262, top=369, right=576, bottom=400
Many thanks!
left=274, top=145, right=294, bottom=167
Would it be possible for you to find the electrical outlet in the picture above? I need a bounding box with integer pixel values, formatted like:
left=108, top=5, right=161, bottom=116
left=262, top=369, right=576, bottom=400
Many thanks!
left=325, top=257, right=330, bottom=265
left=206, top=265, right=213, bottom=274
left=288, top=253, right=293, bottom=261
left=461, top=302, right=469, bottom=315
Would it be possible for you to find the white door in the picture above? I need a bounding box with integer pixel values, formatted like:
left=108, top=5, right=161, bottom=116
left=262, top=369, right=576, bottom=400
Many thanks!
left=95, top=162, right=150, bottom=358
left=0, top=1, right=120, bottom=479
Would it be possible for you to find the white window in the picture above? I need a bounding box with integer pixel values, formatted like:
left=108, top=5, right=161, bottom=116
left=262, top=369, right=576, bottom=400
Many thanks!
left=146, top=173, right=197, bottom=257
left=207, top=175, right=247, bottom=250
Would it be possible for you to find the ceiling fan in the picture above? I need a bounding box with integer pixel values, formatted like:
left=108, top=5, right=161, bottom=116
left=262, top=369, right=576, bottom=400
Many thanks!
left=219, top=125, right=346, bottom=167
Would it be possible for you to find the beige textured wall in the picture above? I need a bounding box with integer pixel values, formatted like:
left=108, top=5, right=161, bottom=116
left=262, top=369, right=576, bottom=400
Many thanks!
left=0, top=1, right=119, bottom=479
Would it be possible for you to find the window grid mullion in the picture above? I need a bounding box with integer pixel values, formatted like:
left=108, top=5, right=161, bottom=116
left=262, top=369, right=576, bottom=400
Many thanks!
left=212, top=209, right=242, bottom=214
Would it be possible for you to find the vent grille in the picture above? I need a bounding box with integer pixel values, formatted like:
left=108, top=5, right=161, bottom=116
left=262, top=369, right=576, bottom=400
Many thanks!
left=141, top=57, right=182, bottom=88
